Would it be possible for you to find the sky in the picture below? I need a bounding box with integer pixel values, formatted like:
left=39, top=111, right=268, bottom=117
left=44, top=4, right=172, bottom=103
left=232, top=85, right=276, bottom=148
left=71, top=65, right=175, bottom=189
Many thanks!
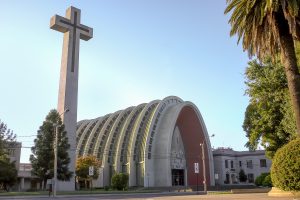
left=0, top=1, right=250, bottom=163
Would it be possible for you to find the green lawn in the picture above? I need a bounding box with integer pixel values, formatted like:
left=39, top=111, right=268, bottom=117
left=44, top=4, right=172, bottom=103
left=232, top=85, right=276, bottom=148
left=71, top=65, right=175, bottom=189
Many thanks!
left=0, top=188, right=161, bottom=196
left=207, top=191, right=232, bottom=195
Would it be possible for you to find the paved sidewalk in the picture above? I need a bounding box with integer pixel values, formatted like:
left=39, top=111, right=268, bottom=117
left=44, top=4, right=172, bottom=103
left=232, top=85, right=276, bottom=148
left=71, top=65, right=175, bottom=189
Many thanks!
left=152, top=193, right=296, bottom=200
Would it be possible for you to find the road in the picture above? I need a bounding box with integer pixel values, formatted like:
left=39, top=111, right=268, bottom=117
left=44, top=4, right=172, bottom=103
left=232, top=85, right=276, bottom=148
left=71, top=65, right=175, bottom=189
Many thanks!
left=0, top=193, right=295, bottom=200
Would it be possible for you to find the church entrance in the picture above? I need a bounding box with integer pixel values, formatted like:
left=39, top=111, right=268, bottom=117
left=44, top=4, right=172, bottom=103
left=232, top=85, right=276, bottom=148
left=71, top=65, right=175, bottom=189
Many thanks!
left=172, top=169, right=185, bottom=186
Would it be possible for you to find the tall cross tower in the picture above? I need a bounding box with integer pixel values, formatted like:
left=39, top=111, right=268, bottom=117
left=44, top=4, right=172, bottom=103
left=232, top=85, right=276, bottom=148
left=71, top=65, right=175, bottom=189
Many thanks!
left=50, top=6, right=93, bottom=190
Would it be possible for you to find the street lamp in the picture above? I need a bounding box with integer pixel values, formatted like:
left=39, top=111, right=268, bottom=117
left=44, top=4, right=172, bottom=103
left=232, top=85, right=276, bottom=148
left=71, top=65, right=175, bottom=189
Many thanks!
left=200, top=143, right=207, bottom=193
left=53, top=108, right=69, bottom=197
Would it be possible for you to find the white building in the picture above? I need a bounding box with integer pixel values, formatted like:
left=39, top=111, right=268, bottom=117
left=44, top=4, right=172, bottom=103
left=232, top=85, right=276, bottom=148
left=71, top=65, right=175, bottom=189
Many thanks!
left=6, top=142, right=40, bottom=191
left=12, top=146, right=272, bottom=190
left=213, top=148, right=271, bottom=185
left=76, top=96, right=215, bottom=188
left=18, top=163, right=40, bottom=191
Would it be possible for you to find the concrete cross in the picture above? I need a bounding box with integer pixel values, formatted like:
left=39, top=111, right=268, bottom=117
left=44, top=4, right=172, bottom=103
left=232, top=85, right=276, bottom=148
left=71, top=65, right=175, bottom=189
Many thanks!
left=49, top=6, right=93, bottom=192
left=50, top=6, right=93, bottom=72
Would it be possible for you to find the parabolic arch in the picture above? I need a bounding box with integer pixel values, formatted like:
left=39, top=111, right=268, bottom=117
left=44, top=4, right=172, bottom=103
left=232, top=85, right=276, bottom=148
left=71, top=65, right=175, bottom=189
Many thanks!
left=76, top=96, right=215, bottom=187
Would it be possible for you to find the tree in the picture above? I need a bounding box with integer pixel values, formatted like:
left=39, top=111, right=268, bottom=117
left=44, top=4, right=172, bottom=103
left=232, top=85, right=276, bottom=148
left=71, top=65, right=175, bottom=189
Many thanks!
left=239, top=169, right=247, bottom=182
left=243, top=57, right=297, bottom=158
left=111, top=173, right=129, bottom=190
left=76, top=155, right=101, bottom=179
left=0, top=120, right=18, bottom=191
left=271, top=138, right=300, bottom=192
left=0, top=158, right=17, bottom=191
left=225, top=0, right=300, bottom=136
left=76, top=155, right=101, bottom=189
left=30, top=109, right=73, bottom=188
left=0, top=120, right=16, bottom=158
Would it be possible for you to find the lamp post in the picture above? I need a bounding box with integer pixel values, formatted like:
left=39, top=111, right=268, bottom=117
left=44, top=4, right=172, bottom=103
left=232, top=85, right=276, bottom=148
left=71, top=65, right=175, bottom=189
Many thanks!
left=200, top=143, right=207, bottom=193
left=53, top=108, right=69, bottom=197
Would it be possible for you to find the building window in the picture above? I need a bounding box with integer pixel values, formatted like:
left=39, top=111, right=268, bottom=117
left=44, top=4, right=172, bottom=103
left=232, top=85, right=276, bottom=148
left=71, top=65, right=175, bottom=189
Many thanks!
left=248, top=173, right=254, bottom=183
left=225, top=160, right=228, bottom=168
left=260, top=159, right=267, bottom=167
left=225, top=173, right=230, bottom=184
left=246, top=160, right=253, bottom=169
left=230, top=160, right=234, bottom=168
left=239, top=161, right=242, bottom=167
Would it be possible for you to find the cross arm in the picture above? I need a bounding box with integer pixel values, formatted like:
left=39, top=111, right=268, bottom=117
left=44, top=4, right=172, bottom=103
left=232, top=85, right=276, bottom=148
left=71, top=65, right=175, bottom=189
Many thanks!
left=50, top=15, right=70, bottom=33
left=79, top=25, right=93, bottom=41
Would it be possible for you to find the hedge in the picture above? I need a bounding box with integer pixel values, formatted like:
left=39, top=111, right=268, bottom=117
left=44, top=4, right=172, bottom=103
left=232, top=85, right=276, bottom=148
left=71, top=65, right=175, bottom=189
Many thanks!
left=271, top=138, right=300, bottom=191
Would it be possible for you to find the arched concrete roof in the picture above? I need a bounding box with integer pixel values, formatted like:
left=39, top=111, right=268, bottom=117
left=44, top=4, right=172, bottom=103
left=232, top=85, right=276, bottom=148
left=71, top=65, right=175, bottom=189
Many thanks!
left=76, top=96, right=214, bottom=187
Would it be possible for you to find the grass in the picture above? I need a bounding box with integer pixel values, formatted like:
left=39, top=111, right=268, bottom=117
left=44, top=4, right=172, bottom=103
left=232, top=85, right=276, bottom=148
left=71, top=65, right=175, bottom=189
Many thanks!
left=0, top=188, right=161, bottom=196
left=207, top=191, right=232, bottom=195
left=0, top=191, right=48, bottom=196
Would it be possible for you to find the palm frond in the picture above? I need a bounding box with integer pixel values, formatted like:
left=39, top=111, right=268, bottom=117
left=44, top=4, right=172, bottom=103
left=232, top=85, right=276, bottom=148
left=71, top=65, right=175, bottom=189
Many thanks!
left=224, top=0, right=298, bottom=59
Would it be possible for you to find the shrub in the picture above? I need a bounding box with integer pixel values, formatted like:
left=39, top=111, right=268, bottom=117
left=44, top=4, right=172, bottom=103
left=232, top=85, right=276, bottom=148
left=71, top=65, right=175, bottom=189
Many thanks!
left=271, top=138, right=300, bottom=191
left=111, top=173, right=129, bottom=190
left=262, top=174, right=272, bottom=187
left=104, top=186, right=110, bottom=191
left=255, top=173, right=269, bottom=186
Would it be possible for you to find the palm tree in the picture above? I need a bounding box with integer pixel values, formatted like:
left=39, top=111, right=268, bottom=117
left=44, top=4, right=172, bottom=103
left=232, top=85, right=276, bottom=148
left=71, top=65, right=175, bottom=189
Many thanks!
left=225, top=0, right=300, bottom=136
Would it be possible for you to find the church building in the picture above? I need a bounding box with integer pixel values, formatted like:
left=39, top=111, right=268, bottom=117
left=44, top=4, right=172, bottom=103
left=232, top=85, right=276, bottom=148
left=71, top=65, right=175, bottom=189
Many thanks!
left=76, top=96, right=215, bottom=188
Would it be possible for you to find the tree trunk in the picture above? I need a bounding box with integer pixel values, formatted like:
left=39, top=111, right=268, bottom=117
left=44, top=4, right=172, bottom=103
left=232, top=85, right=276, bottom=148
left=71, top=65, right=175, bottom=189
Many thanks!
left=275, top=8, right=300, bottom=137
left=280, top=34, right=300, bottom=136
left=4, top=184, right=9, bottom=192
left=43, top=178, right=47, bottom=190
